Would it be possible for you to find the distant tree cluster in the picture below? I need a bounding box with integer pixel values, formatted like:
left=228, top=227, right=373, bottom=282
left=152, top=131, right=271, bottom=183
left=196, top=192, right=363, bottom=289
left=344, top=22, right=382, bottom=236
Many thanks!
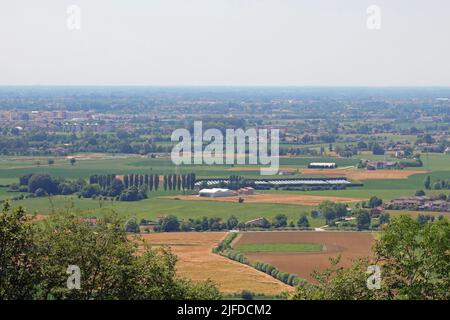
left=417, top=214, right=446, bottom=225
left=318, top=201, right=349, bottom=225
left=83, top=174, right=149, bottom=201
left=154, top=213, right=311, bottom=233
left=10, top=172, right=199, bottom=203
left=424, top=175, right=450, bottom=190
left=10, top=173, right=86, bottom=198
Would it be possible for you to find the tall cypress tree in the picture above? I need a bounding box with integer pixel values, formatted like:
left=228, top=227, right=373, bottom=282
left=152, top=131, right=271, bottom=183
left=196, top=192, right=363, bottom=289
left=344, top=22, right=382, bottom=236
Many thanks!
left=149, top=174, right=154, bottom=191
left=154, top=174, right=159, bottom=191
left=186, top=174, right=191, bottom=190
left=168, top=175, right=172, bottom=190
left=129, top=174, right=134, bottom=187
left=163, top=175, right=168, bottom=191
left=177, top=175, right=182, bottom=190
left=190, top=173, right=196, bottom=189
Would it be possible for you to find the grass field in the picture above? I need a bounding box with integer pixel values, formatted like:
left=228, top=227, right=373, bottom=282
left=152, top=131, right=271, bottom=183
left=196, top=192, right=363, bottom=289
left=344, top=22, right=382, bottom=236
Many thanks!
left=234, top=243, right=323, bottom=253
left=1, top=152, right=449, bottom=222
left=9, top=195, right=327, bottom=227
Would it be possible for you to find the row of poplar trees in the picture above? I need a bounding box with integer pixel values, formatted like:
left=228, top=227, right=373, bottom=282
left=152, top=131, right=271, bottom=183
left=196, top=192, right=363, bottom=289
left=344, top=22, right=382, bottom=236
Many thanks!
left=88, top=173, right=196, bottom=191
left=162, top=173, right=196, bottom=191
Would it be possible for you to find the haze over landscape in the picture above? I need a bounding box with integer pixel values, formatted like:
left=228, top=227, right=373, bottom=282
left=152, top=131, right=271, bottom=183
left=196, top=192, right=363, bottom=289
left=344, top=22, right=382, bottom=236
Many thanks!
left=1, top=0, right=450, bottom=86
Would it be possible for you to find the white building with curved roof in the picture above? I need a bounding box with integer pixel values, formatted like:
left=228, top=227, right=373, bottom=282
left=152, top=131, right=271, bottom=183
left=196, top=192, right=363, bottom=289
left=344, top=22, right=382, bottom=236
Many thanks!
left=198, top=188, right=237, bottom=198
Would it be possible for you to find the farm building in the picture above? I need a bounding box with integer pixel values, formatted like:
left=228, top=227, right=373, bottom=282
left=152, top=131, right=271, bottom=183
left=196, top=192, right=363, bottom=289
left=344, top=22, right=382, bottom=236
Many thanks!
left=195, top=177, right=357, bottom=189
left=278, top=170, right=296, bottom=176
left=366, top=161, right=397, bottom=170
left=198, top=188, right=237, bottom=198
left=385, top=196, right=450, bottom=212
left=245, top=217, right=269, bottom=227
left=308, top=162, right=336, bottom=169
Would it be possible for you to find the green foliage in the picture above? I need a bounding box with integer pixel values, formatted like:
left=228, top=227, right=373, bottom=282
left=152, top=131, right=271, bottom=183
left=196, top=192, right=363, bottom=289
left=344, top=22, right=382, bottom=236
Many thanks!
left=226, top=215, right=239, bottom=230
left=212, top=232, right=237, bottom=253
left=0, top=203, right=37, bottom=299
left=368, top=196, right=383, bottom=208
left=378, top=212, right=390, bottom=225
left=415, top=190, right=426, bottom=196
left=157, top=215, right=180, bottom=232
left=374, top=216, right=449, bottom=299
left=297, top=214, right=310, bottom=228
left=424, top=175, right=431, bottom=190
left=272, top=214, right=287, bottom=228
left=125, top=217, right=140, bottom=233
left=28, top=174, right=59, bottom=194
left=241, top=290, right=254, bottom=300
left=80, top=184, right=101, bottom=198
left=291, top=256, right=378, bottom=300
left=0, top=203, right=221, bottom=300
left=318, top=201, right=349, bottom=224
left=356, top=209, right=371, bottom=230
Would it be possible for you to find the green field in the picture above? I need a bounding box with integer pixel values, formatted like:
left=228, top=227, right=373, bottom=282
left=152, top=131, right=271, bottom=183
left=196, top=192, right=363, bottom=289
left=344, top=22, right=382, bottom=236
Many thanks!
left=234, top=243, right=323, bottom=253
left=9, top=194, right=326, bottom=227
left=1, top=152, right=449, bottom=223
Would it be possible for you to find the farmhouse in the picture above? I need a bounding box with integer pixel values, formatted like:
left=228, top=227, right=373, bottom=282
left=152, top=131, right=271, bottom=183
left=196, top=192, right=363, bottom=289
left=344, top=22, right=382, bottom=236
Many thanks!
left=386, top=196, right=450, bottom=212
left=198, top=188, right=237, bottom=198
left=245, top=217, right=268, bottom=227
left=366, top=161, right=397, bottom=170
left=308, top=162, right=336, bottom=169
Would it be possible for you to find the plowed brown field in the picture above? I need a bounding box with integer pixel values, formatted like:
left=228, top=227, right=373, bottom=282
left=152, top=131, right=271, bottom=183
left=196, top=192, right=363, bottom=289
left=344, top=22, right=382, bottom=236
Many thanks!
left=161, top=193, right=365, bottom=206
left=234, top=231, right=375, bottom=283
left=140, top=232, right=293, bottom=294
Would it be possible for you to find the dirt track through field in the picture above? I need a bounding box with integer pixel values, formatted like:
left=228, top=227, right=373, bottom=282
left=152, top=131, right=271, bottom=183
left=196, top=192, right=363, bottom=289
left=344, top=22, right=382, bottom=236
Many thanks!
left=230, top=167, right=427, bottom=180
left=161, top=193, right=365, bottom=206
left=234, top=231, right=374, bottom=283
left=140, top=232, right=293, bottom=294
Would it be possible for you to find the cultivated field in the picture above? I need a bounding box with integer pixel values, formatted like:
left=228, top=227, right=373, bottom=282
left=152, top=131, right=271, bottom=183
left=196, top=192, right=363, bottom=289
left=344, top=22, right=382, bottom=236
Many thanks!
left=233, top=231, right=374, bottom=283
left=161, top=193, right=365, bottom=206
left=230, top=167, right=428, bottom=181
left=140, top=232, right=293, bottom=294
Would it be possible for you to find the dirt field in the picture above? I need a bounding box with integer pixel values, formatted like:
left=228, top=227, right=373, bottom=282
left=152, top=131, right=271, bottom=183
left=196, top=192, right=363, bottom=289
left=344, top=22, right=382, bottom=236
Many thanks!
left=234, top=231, right=374, bottom=283
left=230, top=167, right=427, bottom=180
left=140, top=232, right=292, bottom=294
left=27, top=214, right=48, bottom=223
left=161, top=193, right=365, bottom=206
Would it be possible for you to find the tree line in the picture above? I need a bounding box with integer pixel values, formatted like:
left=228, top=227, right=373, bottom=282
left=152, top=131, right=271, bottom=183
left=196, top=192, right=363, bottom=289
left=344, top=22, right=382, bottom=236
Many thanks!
left=152, top=213, right=312, bottom=233
left=10, top=172, right=197, bottom=203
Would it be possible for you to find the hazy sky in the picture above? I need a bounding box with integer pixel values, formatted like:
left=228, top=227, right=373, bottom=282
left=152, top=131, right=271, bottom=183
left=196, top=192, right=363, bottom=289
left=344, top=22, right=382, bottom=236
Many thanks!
left=1, top=0, right=449, bottom=86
